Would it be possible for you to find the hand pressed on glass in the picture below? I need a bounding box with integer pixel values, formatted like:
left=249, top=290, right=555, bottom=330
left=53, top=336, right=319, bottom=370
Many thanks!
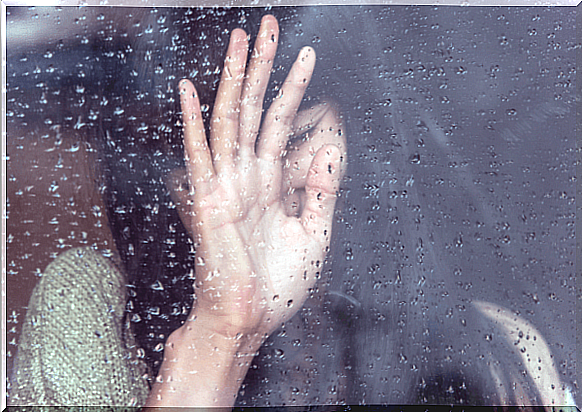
left=180, top=17, right=342, bottom=337
left=146, top=15, right=345, bottom=409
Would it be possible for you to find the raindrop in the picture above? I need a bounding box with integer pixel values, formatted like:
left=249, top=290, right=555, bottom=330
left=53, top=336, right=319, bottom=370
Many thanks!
left=66, top=143, right=80, bottom=153
left=223, top=66, right=233, bottom=80
left=151, top=280, right=164, bottom=291
left=409, top=153, right=421, bottom=164
left=148, top=306, right=161, bottom=316
left=48, top=181, right=59, bottom=193
left=454, top=233, right=463, bottom=247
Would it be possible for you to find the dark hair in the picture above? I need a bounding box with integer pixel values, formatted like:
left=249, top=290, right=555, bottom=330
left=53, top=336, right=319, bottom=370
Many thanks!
left=90, top=5, right=306, bottom=384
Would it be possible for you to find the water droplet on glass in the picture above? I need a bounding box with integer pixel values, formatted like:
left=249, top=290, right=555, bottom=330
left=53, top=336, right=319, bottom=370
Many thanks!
left=409, top=153, right=420, bottom=164
left=151, top=280, right=164, bottom=291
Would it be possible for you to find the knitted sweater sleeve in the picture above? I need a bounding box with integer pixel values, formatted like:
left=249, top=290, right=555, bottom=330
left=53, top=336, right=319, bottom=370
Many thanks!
left=9, top=247, right=150, bottom=407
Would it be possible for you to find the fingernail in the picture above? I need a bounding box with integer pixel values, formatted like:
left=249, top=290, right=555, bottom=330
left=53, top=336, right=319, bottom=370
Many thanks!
left=300, top=46, right=314, bottom=63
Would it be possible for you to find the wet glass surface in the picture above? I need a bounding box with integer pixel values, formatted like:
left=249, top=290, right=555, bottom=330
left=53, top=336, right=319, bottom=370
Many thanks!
left=6, top=5, right=577, bottom=407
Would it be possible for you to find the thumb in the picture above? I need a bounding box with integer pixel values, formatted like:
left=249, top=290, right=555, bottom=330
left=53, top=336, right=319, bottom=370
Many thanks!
left=300, top=144, right=343, bottom=246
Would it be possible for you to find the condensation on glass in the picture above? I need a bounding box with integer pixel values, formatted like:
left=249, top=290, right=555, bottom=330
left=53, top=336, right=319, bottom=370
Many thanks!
left=6, top=5, right=577, bottom=407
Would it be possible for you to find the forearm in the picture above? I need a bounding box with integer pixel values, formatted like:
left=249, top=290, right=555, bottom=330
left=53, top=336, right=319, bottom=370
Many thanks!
left=144, top=318, right=264, bottom=409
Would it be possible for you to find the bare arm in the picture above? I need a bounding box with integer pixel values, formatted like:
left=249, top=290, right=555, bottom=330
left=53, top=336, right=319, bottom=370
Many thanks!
left=145, top=15, right=346, bottom=409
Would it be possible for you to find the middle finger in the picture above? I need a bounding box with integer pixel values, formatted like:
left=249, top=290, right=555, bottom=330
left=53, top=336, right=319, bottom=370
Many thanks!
left=210, top=28, right=249, bottom=175
left=239, top=15, right=279, bottom=158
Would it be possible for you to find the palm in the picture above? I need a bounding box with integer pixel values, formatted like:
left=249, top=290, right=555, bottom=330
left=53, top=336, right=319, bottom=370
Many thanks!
left=192, top=133, right=340, bottom=336
left=177, top=17, right=345, bottom=339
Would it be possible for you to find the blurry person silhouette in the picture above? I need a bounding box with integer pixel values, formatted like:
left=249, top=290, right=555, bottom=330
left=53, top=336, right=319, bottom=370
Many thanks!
left=7, top=7, right=575, bottom=410
left=9, top=11, right=347, bottom=408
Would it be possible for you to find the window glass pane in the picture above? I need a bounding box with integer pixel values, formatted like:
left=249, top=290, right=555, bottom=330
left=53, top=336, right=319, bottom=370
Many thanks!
left=6, top=5, right=576, bottom=407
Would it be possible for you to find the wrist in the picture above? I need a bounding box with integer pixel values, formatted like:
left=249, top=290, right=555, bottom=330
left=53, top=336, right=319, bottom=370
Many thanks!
left=179, top=312, right=267, bottom=359
left=145, top=311, right=267, bottom=408
left=184, top=304, right=270, bottom=350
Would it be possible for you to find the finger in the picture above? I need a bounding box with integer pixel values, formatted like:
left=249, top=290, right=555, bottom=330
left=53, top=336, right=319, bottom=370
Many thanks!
left=210, top=28, right=249, bottom=174
left=257, top=46, right=316, bottom=163
left=179, top=79, right=214, bottom=185
left=164, top=168, right=195, bottom=237
left=283, top=102, right=347, bottom=191
left=300, top=144, right=342, bottom=246
left=239, top=15, right=279, bottom=157
left=291, top=101, right=330, bottom=136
